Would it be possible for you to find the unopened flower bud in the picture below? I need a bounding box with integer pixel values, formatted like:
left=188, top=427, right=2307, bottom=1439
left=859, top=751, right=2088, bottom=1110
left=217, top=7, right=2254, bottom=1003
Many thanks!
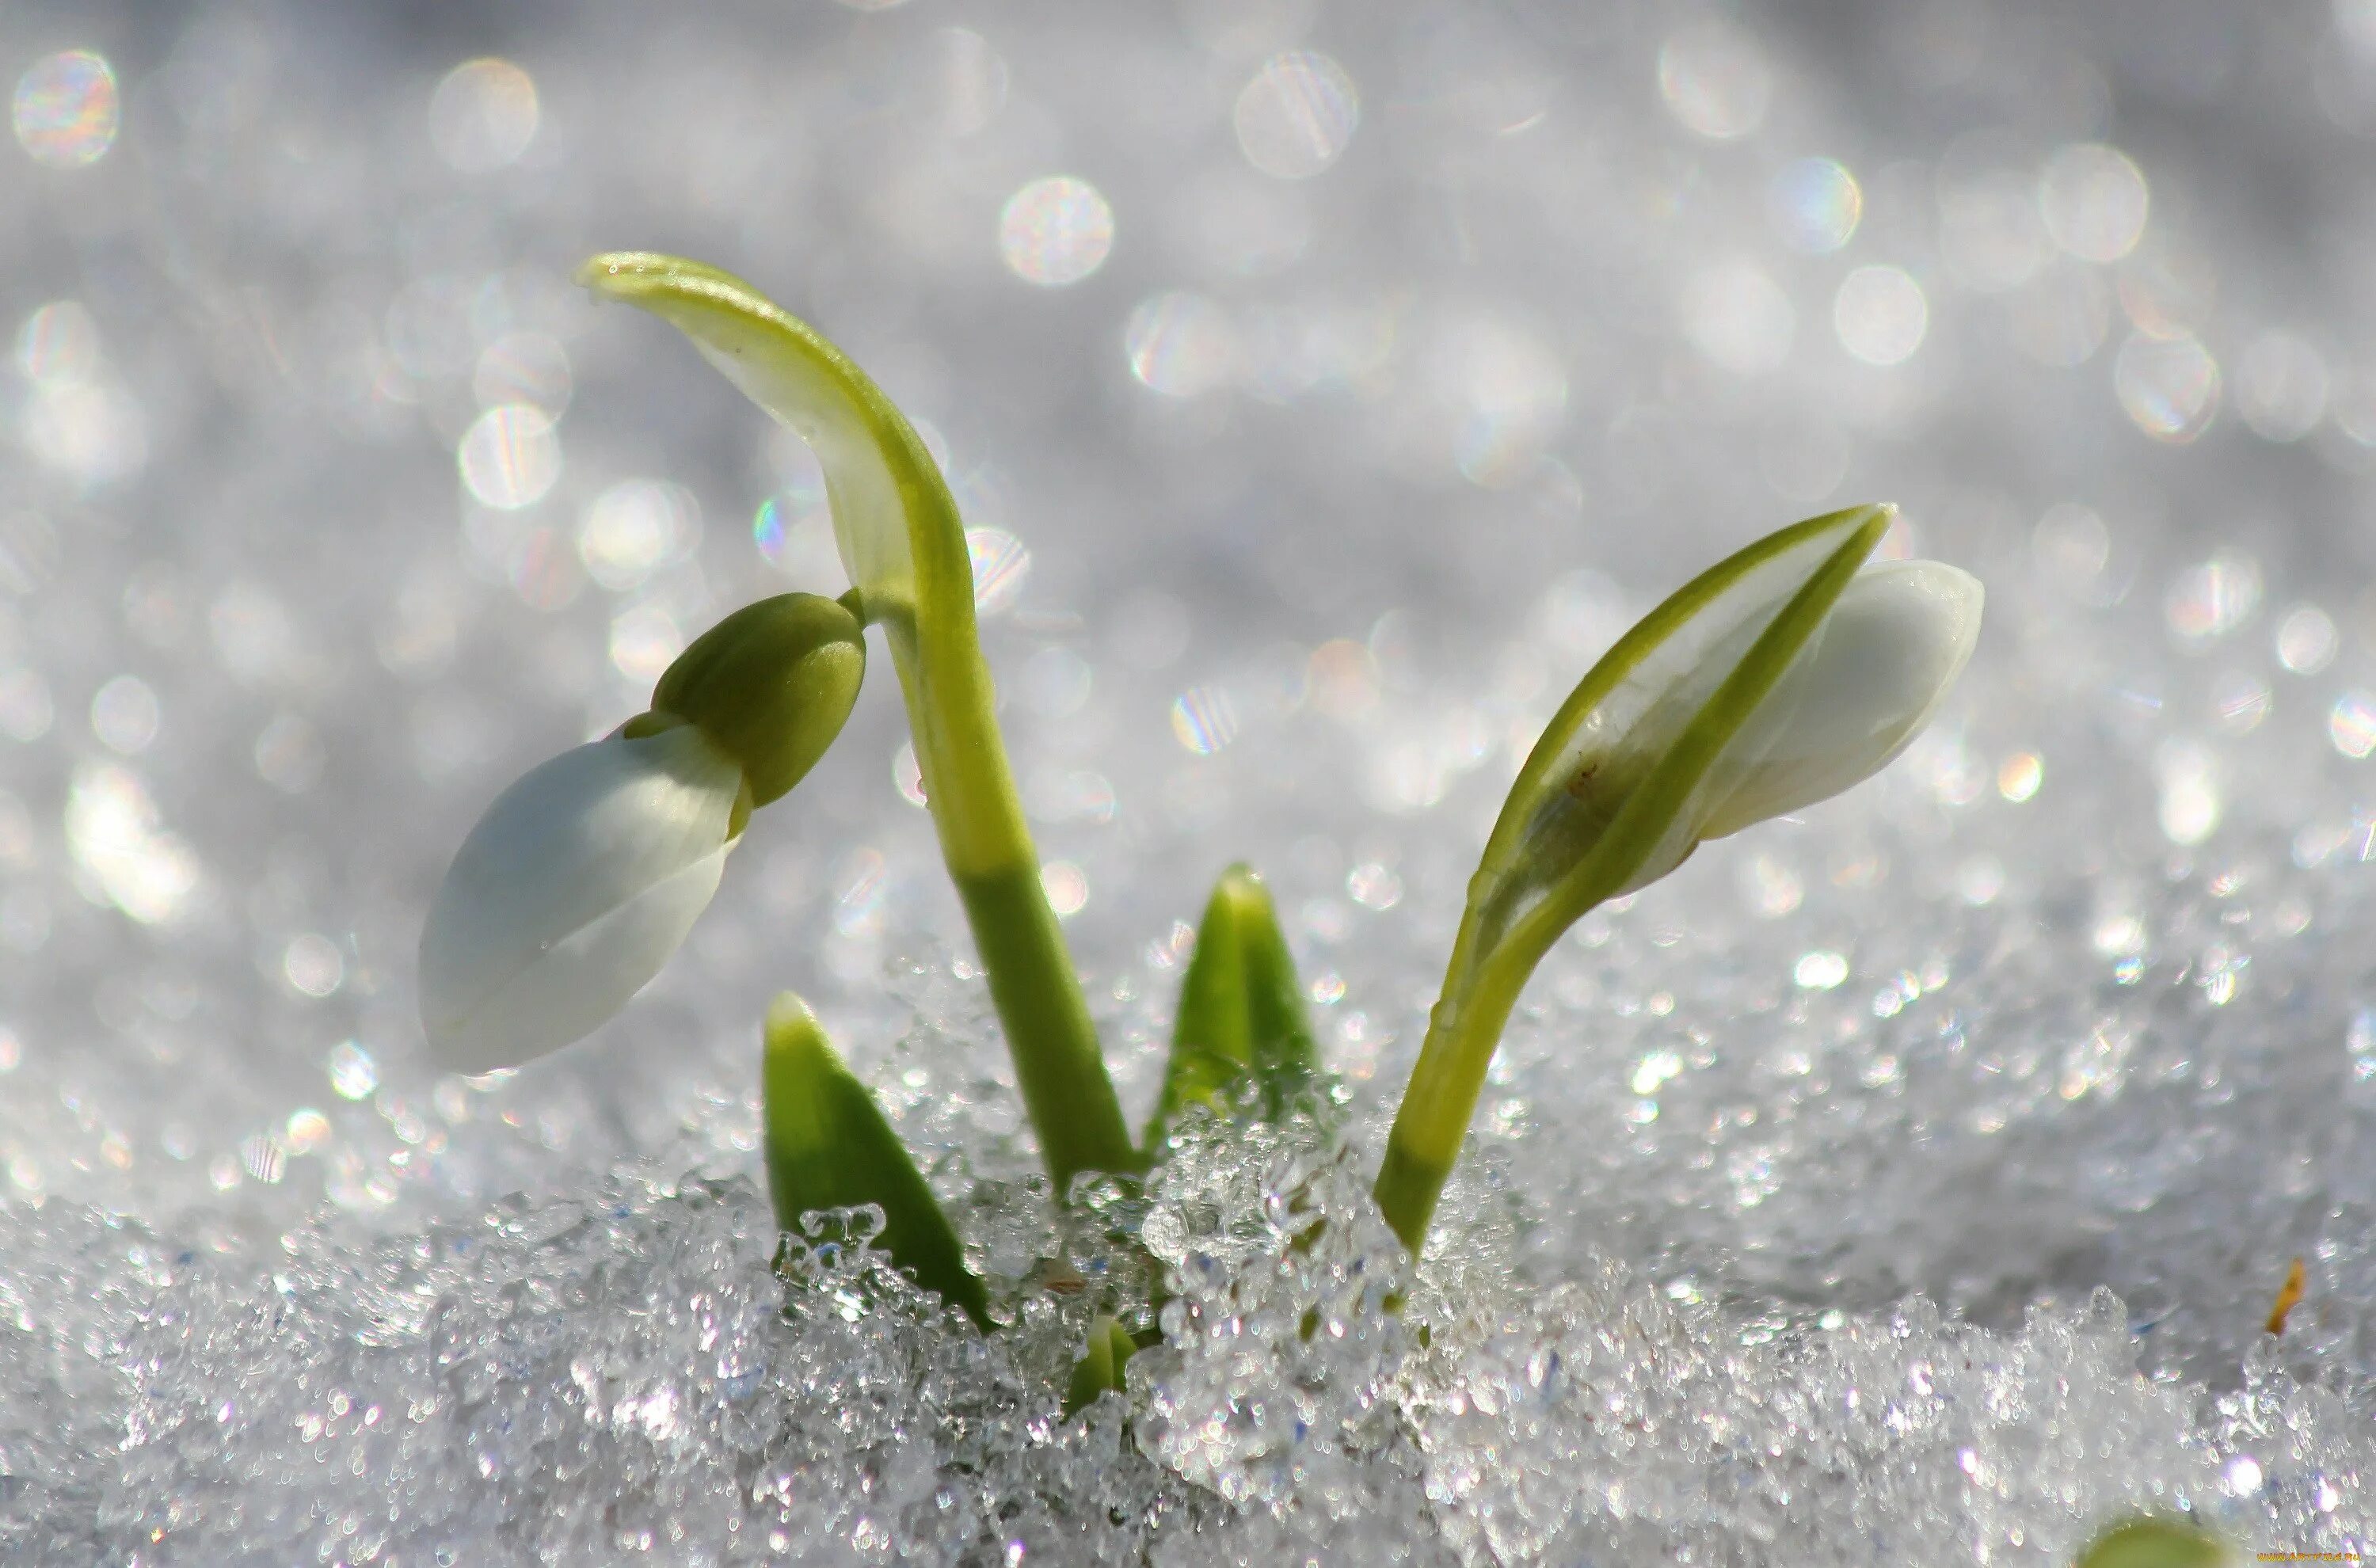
left=649, top=592, right=865, bottom=808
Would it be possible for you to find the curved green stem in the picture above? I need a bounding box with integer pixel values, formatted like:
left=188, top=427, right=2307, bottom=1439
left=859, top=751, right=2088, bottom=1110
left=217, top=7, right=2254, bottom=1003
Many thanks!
left=1374, top=935, right=1539, bottom=1254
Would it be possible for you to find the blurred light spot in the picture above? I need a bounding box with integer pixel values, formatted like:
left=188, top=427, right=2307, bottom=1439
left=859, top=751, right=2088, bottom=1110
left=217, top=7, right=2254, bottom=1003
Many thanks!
left=1681, top=261, right=1794, bottom=375
left=1744, top=852, right=1802, bottom=916
left=2118, top=246, right=2218, bottom=339
left=1308, top=640, right=1379, bottom=719
left=2115, top=333, right=2220, bottom=443
left=1126, top=292, right=1237, bottom=397
left=25, top=380, right=147, bottom=485
left=15, top=301, right=101, bottom=384
left=1441, top=318, right=1570, bottom=487
left=473, top=331, right=572, bottom=413
left=1170, top=686, right=1239, bottom=754
left=66, top=763, right=200, bottom=924
left=999, top=177, right=1114, bottom=287
left=1346, top=861, right=1403, bottom=910
left=459, top=404, right=561, bottom=509
left=2278, top=605, right=2340, bottom=675
left=1630, top=1049, right=1683, bottom=1096
left=284, top=1109, right=331, bottom=1155
left=0, top=1026, right=17, bottom=1072
left=1233, top=51, right=1359, bottom=179
left=2154, top=740, right=2221, bottom=845
left=505, top=526, right=580, bottom=612
left=328, top=1041, right=378, bottom=1102
left=892, top=741, right=927, bottom=808
left=2331, top=691, right=2376, bottom=759
left=89, top=675, right=159, bottom=755
left=832, top=848, right=887, bottom=938
left=1833, top=265, right=1928, bottom=366
left=578, top=478, right=699, bottom=592
left=1768, top=158, right=1861, bottom=253
left=428, top=58, right=540, bottom=173
left=2211, top=672, right=2270, bottom=733
left=284, top=933, right=345, bottom=998
left=0, top=668, right=51, bottom=742
left=2007, top=265, right=2112, bottom=367
left=1794, top=950, right=1849, bottom=990
left=1040, top=860, right=1089, bottom=918
left=2031, top=501, right=2111, bottom=586
left=2165, top=550, right=2260, bottom=642
left=2235, top=331, right=2329, bottom=443
left=1997, top=752, right=2043, bottom=802
left=607, top=603, right=683, bottom=685
left=254, top=713, right=325, bottom=794
left=13, top=51, right=119, bottom=169
left=1956, top=855, right=2005, bottom=906
left=1657, top=21, right=1771, bottom=140
left=965, top=527, right=1031, bottom=613
left=239, top=1133, right=287, bottom=1185
left=2226, top=1456, right=2264, bottom=1498
left=2037, top=143, right=2149, bottom=263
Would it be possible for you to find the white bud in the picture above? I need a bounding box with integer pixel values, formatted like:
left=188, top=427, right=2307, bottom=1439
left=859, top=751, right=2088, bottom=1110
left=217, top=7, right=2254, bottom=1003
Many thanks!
left=419, top=724, right=747, bottom=1073
left=1698, top=558, right=1984, bottom=839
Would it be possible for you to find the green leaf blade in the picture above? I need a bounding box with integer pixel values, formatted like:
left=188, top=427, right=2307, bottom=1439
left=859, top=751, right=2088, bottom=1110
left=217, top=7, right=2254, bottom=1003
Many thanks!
left=763, top=993, right=992, bottom=1329
left=1147, top=864, right=1319, bottom=1148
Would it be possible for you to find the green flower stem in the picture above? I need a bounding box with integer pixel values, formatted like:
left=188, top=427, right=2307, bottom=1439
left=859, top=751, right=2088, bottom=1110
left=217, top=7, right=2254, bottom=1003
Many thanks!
left=953, top=863, right=1137, bottom=1183
left=579, top=253, right=1136, bottom=1191
left=1373, top=940, right=1540, bottom=1254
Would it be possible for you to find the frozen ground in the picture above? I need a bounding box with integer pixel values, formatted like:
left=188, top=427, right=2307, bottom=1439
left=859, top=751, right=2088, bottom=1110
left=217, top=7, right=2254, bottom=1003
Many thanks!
left=3, top=0, right=2376, bottom=1561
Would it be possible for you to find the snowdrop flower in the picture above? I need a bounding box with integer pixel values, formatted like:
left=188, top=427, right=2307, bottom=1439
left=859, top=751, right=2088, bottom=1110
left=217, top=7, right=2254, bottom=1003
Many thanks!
left=1695, top=558, right=1981, bottom=839
left=1378, top=505, right=1983, bottom=1250
left=420, top=592, right=863, bottom=1072
left=1500, top=504, right=1979, bottom=915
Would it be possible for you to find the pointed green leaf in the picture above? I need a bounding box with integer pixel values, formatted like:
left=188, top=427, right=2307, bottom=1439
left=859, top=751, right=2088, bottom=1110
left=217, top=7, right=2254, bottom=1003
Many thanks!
left=1060, top=1315, right=1138, bottom=1418
left=1148, top=863, right=1319, bottom=1146
left=581, top=252, right=1136, bottom=1189
left=763, top=992, right=991, bottom=1329
left=2071, top=1518, right=2229, bottom=1568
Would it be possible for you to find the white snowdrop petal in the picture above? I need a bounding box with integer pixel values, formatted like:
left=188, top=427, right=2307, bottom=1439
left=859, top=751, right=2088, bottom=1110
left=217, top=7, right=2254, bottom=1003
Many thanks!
left=1700, top=560, right=1983, bottom=837
left=425, top=845, right=730, bottom=1073
left=419, top=725, right=744, bottom=1070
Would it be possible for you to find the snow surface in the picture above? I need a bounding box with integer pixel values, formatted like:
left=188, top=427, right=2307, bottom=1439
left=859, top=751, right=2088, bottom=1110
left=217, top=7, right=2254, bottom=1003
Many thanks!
left=3, top=2, right=2374, bottom=1561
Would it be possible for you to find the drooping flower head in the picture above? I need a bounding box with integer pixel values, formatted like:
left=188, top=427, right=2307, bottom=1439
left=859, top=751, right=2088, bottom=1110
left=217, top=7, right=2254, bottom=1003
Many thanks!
left=419, top=592, right=864, bottom=1073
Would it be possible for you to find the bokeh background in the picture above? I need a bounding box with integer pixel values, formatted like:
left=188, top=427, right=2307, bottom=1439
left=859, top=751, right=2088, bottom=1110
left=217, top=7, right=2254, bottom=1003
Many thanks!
left=8, top=0, right=2376, bottom=1558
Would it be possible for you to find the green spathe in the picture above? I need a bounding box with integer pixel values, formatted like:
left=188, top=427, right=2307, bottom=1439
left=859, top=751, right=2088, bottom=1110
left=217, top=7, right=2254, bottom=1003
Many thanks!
left=763, top=992, right=991, bottom=1330
left=650, top=591, right=864, bottom=808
